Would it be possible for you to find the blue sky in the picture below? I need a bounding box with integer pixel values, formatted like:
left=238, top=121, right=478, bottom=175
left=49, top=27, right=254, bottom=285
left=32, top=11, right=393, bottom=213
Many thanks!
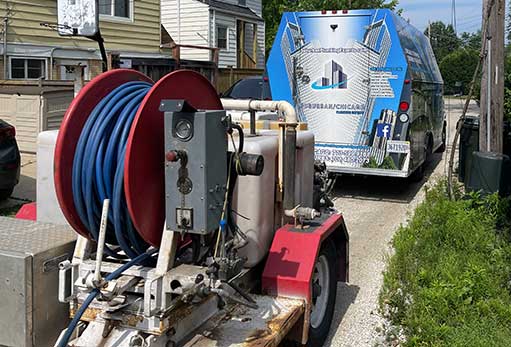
left=398, top=0, right=483, bottom=33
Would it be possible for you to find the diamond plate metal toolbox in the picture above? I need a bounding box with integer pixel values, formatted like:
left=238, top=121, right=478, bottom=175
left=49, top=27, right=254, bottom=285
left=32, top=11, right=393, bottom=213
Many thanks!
left=0, top=216, right=76, bottom=347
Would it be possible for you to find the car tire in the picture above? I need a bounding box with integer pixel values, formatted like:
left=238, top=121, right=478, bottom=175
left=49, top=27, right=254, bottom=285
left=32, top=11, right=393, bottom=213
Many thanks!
left=305, top=238, right=338, bottom=347
left=0, top=187, right=14, bottom=201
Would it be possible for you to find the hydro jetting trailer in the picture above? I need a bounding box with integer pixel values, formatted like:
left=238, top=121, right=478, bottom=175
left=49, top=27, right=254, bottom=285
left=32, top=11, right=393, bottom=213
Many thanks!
left=267, top=9, right=446, bottom=178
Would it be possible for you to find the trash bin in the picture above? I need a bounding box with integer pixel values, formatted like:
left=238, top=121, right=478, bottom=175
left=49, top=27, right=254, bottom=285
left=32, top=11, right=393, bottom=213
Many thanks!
left=458, top=116, right=480, bottom=183
left=466, top=151, right=511, bottom=196
left=504, top=121, right=511, bottom=158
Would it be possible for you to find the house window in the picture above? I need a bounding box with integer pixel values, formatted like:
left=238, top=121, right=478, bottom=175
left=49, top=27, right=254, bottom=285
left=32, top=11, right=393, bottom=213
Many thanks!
left=10, top=58, right=46, bottom=79
left=217, top=26, right=228, bottom=50
left=99, top=0, right=131, bottom=18
left=238, top=0, right=246, bottom=6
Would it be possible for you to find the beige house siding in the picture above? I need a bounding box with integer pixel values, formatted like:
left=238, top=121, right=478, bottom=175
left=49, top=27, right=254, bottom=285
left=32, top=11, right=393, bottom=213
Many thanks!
left=0, top=88, right=73, bottom=152
left=0, top=0, right=162, bottom=54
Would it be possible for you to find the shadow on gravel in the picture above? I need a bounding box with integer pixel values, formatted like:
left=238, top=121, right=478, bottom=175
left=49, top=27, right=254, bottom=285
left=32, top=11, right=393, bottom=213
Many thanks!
left=331, top=153, right=443, bottom=204
left=324, top=282, right=361, bottom=345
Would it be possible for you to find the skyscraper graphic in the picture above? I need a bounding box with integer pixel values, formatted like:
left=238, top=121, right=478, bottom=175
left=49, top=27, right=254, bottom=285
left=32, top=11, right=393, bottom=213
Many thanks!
left=317, top=60, right=348, bottom=89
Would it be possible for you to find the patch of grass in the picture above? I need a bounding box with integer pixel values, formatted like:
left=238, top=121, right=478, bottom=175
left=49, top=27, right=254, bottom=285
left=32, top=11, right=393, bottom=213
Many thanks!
left=380, top=182, right=511, bottom=347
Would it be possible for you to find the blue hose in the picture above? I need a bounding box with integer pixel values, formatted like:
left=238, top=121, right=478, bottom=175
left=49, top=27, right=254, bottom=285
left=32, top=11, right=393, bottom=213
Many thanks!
left=57, top=250, right=157, bottom=347
left=72, top=81, right=152, bottom=258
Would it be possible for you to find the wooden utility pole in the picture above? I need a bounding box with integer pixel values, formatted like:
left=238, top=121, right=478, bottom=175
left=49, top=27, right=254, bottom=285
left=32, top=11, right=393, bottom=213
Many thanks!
left=479, top=0, right=505, bottom=153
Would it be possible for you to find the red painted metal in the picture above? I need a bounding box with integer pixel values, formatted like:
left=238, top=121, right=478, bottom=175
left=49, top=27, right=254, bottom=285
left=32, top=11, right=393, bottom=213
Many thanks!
left=15, top=202, right=37, bottom=221
left=262, top=213, right=349, bottom=344
left=124, top=70, right=223, bottom=247
left=54, top=69, right=153, bottom=239
left=262, top=213, right=347, bottom=302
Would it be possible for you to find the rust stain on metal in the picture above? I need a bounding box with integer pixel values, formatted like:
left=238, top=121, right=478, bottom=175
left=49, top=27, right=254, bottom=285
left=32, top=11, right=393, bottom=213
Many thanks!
left=71, top=306, right=156, bottom=333
left=123, top=313, right=144, bottom=327
left=69, top=306, right=102, bottom=321
left=167, top=301, right=198, bottom=327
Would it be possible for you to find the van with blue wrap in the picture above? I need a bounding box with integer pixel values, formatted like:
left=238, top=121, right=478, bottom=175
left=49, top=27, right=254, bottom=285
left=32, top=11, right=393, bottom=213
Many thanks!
left=267, top=9, right=445, bottom=179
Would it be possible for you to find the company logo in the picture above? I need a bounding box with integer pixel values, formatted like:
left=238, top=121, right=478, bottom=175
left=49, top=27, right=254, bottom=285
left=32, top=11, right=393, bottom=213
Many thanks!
left=311, top=60, right=349, bottom=90
left=376, top=123, right=392, bottom=139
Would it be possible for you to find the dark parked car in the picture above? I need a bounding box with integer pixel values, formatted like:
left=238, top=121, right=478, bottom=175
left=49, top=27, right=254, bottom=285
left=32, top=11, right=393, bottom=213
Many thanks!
left=0, top=120, right=20, bottom=200
left=221, top=76, right=272, bottom=100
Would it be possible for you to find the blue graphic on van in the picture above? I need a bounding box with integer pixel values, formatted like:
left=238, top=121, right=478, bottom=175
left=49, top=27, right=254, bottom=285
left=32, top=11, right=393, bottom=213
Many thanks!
left=311, top=60, right=349, bottom=90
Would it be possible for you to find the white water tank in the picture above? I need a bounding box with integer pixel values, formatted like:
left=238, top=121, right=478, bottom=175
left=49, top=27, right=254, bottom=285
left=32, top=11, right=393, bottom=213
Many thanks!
left=231, top=130, right=314, bottom=267
left=37, top=130, right=69, bottom=226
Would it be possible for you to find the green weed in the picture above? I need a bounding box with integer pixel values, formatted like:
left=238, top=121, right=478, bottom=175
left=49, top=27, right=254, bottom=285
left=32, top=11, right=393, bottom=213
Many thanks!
left=380, top=181, right=511, bottom=346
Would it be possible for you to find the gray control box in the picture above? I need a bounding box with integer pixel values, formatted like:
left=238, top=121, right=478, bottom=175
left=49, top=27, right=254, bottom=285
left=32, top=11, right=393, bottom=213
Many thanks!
left=162, top=101, right=227, bottom=234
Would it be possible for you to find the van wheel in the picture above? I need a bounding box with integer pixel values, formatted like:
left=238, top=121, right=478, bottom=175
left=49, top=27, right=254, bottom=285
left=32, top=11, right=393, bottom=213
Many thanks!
left=306, top=238, right=338, bottom=347
left=436, top=124, right=447, bottom=153
left=409, top=163, right=425, bottom=182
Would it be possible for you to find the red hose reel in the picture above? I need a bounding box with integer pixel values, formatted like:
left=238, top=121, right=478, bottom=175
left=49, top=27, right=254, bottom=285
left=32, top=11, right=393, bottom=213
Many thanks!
left=54, top=69, right=223, bottom=247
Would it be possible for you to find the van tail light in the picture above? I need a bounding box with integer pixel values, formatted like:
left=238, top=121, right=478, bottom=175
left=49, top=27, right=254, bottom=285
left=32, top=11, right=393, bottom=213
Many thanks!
left=399, top=101, right=410, bottom=112
left=0, top=125, right=15, bottom=141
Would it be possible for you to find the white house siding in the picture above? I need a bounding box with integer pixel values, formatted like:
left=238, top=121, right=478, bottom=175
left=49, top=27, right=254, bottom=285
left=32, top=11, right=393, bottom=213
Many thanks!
left=211, top=12, right=264, bottom=69
left=256, top=22, right=265, bottom=69
left=211, top=11, right=238, bottom=68
left=161, top=0, right=211, bottom=61
left=246, top=0, right=262, bottom=15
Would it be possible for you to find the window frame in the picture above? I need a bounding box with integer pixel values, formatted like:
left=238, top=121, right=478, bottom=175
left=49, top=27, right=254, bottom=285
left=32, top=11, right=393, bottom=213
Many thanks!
left=9, top=57, right=47, bottom=80
left=216, top=25, right=229, bottom=51
left=99, top=0, right=133, bottom=22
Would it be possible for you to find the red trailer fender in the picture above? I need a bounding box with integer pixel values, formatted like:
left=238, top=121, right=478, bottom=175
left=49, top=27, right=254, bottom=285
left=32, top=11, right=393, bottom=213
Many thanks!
left=261, top=212, right=349, bottom=343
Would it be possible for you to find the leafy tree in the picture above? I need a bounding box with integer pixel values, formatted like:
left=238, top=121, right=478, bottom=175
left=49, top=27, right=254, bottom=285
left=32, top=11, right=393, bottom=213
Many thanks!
left=263, top=0, right=399, bottom=57
left=460, top=30, right=481, bottom=50
left=426, top=21, right=460, bottom=62
left=439, top=48, right=479, bottom=95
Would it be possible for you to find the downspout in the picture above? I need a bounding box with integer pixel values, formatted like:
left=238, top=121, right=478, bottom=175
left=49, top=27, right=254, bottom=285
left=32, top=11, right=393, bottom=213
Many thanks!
left=50, top=47, right=57, bottom=80
left=3, top=17, right=7, bottom=79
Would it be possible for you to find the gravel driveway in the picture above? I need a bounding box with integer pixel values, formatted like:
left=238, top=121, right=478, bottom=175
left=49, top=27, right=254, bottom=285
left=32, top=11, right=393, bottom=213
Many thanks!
left=326, top=98, right=480, bottom=347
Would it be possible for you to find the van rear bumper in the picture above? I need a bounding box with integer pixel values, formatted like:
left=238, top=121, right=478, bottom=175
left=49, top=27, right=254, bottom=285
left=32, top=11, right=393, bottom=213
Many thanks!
left=327, top=165, right=410, bottom=178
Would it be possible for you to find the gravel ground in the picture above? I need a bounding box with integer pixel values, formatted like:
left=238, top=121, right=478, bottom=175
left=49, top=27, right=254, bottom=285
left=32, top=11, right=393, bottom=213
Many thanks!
left=325, top=98, right=480, bottom=347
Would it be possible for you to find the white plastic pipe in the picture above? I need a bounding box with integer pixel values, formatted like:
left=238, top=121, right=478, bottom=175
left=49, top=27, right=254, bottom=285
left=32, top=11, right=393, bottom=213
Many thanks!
left=220, top=99, right=298, bottom=123
left=94, top=199, right=110, bottom=286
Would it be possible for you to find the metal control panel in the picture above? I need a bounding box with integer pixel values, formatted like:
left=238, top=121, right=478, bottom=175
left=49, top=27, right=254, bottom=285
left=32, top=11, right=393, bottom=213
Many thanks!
left=162, top=100, right=227, bottom=234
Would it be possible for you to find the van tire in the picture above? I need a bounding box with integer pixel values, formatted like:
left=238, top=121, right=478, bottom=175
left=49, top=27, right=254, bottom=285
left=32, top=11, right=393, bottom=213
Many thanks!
left=409, top=163, right=425, bottom=182
left=436, top=123, right=447, bottom=153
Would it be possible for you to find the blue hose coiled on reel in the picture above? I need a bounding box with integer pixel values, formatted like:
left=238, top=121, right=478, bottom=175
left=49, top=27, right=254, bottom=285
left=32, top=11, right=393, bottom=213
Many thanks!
left=72, top=81, right=152, bottom=259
